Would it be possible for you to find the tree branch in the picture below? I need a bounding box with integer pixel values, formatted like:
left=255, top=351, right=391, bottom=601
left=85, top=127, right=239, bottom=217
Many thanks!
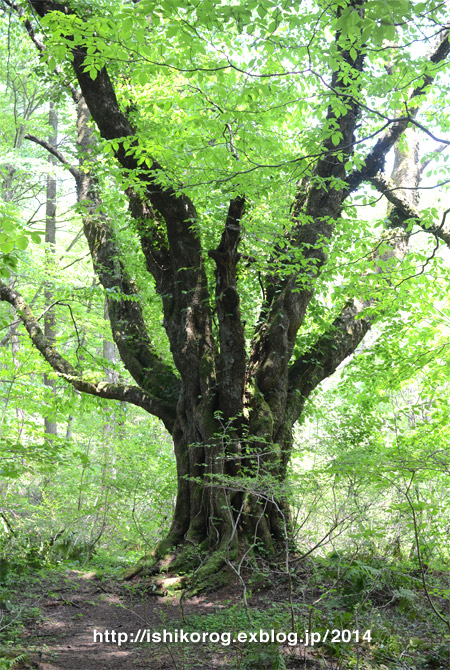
left=288, top=297, right=374, bottom=406
left=347, top=29, right=450, bottom=193
left=0, top=280, right=177, bottom=430
left=369, top=172, right=450, bottom=247
left=28, top=0, right=216, bottom=398
left=25, top=133, right=81, bottom=180
left=208, top=196, right=246, bottom=421
left=249, top=0, right=365, bottom=412
left=284, top=225, right=408, bottom=433
left=286, top=125, right=422, bottom=427
left=75, top=98, right=181, bottom=405
left=250, top=22, right=450, bottom=424
left=419, top=142, right=449, bottom=175
left=4, top=0, right=80, bottom=103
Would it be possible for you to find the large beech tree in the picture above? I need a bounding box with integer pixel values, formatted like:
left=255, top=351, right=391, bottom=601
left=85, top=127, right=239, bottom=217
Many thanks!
left=1, top=0, right=450, bottom=579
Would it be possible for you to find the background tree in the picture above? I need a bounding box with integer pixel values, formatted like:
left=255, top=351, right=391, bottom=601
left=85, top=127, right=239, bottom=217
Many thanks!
left=43, top=101, right=58, bottom=441
left=1, top=0, right=450, bottom=582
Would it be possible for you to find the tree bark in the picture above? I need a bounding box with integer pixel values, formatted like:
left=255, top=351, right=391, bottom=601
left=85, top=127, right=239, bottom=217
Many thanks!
left=44, top=101, right=58, bottom=440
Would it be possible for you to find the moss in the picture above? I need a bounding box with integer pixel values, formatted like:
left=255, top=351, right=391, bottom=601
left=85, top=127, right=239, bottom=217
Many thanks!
left=185, top=568, right=233, bottom=597
left=153, top=538, right=175, bottom=560
left=199, top=351, right=215, bottom=382
left=247, top=380, right=274, bottom=439
left=121, top=554, right=156, bottom=580
left=167, top=544, right=203, bottom=575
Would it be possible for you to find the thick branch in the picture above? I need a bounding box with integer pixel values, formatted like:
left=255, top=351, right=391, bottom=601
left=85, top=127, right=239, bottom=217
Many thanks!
left=0, top=281, right=176, bottom=430
left=273, top=293, right=376, bottom=477
left=250, top=22, right=449, bottom=421
left=288, top=298, right=373, bottom=404
left=208, top=196, right=246, bottom=420
left=28, top=0, right=215, bottom=396
left=284, top=228, right=408, bottom=432
left=249, top=1, right=365, bottom=410
left=72, top=61, right=213, bottom=389
left=76, top=98, right=181, bottom=404
left=31, top=0, right=201, bottom=267
left=20, top=112, right=179, bottom=406
left=287, top=126, right=421, bottom=425
left=23, top=2, right=196, bottom=257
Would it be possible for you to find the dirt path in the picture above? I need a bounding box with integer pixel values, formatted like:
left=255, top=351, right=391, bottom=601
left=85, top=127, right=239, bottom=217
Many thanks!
left=14, top=569, right=324, bottom=670
left=18, top=570, right=187, bottom=670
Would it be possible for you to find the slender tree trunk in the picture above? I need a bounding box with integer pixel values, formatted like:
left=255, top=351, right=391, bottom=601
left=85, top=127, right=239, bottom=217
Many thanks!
left=102, top=299, right=118, bottom=479
left=10, top=320, right=25, bottom=433
left=44, top=102, right=57, bottom=440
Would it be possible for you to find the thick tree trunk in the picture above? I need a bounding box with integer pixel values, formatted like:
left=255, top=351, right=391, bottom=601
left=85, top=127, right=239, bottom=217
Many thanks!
left=153, top=386, right=294, bottom=583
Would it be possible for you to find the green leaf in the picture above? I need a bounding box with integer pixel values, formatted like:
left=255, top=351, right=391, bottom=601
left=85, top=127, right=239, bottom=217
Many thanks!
left=331, top=133, right=341, bottom=146
left=257, top=5, right=266, bottom=19
left=15, top=236, right=28, bottom=251
left=0, top=241, right=15, bottom=254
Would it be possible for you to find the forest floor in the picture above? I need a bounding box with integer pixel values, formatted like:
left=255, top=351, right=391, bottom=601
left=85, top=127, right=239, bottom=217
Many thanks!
left=2, top=562, right=449, bottom=670
left=3, top=568, right=339, bottom=670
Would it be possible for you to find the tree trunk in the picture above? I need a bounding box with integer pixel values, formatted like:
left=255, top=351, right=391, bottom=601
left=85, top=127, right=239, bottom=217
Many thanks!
left=102, top=298, right=118, bottom=480
left=151, top=382, right=295, bottom=584
left=44, top=102, right=58, bottom=440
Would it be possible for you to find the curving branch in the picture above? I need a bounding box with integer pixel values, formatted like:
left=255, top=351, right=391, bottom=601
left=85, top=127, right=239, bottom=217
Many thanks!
left=286, top=126, right=423, bottom=426
left=3, top=0, right=80, bottom=103
left=249, top=0, right=366, bottom=410
left=71, top=59, right=215, bottom=391
left=28, top=0, right=216, bottom=398
left=75, top=98, right=181, bottom=404
left=25, top=133, right=81, bottom=180
left=249, top=22, right=450, bottom=420
left=284, top=225, right=409, bottom=437
left=27, top=98, right=182, bottom=406
left=288, top=297, right=374, bottom=411
left=0, top=281, right=177, bottom=430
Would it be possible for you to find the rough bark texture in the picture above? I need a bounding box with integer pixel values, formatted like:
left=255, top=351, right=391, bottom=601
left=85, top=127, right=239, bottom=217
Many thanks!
left=1, top=0, right=448, bottom=580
